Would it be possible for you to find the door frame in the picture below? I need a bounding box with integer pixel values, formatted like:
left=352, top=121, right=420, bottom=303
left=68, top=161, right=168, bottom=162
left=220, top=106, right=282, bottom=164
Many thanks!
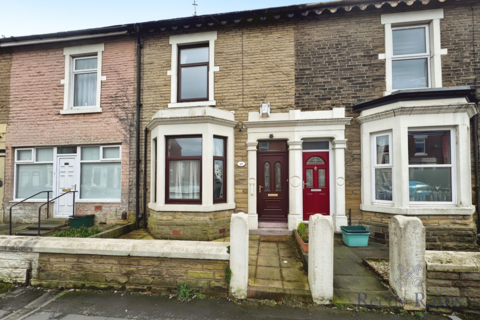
left=55, top=154, right=79, bottom=217
left=256, top=149, right=289, bottom=222
left=302, top=141, right=334, bottom=221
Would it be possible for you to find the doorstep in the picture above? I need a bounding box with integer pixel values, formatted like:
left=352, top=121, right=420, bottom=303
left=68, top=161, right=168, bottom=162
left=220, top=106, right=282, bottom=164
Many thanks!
left=249, top=222, right=292, bottom=236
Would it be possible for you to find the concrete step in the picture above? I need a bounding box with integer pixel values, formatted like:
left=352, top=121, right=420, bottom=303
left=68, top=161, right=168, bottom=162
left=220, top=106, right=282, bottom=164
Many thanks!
left=249, top=228, right=292, bottom=236
left=258, top=222, right=288, bottom=229
left=43, top=218, right=69, bottom=225
left=26, top=224, right=63, bottom=230
left=16, top=229, right=53, bottom=236
left=247, top=285, right=312, bottom=302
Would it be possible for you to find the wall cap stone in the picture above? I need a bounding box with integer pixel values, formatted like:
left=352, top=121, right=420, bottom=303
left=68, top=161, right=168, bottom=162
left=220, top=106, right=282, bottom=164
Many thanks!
left=425, top=251, right=480, bottom=273
left=0, top=236, right=230, bottom=260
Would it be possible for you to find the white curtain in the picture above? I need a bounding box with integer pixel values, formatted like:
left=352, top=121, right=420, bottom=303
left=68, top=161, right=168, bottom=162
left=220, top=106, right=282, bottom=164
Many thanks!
left=169, top=160, right=200, bottom=199
left=74, top=73, right=97, bottom=107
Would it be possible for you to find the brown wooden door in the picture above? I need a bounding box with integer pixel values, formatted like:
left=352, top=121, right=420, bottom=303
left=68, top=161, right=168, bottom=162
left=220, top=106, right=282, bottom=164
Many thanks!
left=257, top=152, right=288, bottom=222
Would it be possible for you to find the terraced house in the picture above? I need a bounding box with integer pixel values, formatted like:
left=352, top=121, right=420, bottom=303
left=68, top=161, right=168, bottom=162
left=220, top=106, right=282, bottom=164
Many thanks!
left=0, top=0, right=479, bottom=250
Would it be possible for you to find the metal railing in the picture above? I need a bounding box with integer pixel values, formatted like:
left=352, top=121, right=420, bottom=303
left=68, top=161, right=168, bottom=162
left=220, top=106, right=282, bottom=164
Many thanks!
left=36, top=191, right=78, bottom=236
left=9, top=190, right=78, bottom=236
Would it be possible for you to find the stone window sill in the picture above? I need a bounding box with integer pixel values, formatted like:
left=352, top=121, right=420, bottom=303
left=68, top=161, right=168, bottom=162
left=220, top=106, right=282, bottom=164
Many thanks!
left=60, top=107, right=102, bottom=115
left=168, top=101, right=216, bottom=108
left=148, top=202, right=235, bottom=212
left=360, top=204, right=475, bottom=216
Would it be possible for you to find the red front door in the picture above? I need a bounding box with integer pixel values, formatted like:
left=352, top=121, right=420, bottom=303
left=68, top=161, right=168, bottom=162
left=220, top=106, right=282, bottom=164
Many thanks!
left=257, top=152, right=289, bottom=222
left=303, top=152, right=330, bottom=221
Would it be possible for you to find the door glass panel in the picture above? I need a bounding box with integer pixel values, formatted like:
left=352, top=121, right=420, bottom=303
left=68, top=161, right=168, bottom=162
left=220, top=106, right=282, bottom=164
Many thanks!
left=306, top=169, right=313, bottom=188
left=306, top=156, right=324, bottom=165
left=303, top=141, right=329, bottom=150
left=318, top=169, right=325, bottom=188
left=275, top=162, right=281, bottom=191
left=264, top=162, right=270, bottom=191
left=58, top=147, right=77, bottom=154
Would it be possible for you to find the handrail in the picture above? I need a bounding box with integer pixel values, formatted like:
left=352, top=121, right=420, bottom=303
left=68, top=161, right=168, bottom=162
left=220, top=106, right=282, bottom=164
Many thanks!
left=37, top=191, right=77, bottom=236
left=9, top=191, right=52, bottom=235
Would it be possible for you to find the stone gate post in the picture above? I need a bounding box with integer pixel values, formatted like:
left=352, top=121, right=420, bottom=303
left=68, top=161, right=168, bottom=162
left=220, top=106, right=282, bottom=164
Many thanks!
left=229, top=212, right=249, bottom=299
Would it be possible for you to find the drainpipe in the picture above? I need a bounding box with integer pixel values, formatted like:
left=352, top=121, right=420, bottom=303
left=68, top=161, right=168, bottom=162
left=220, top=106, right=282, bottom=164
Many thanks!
left=135, top=24, right=142, bottom=230
left=473, top=114, right=480, bottom=245
left=143, top=127, right=149, bottom=229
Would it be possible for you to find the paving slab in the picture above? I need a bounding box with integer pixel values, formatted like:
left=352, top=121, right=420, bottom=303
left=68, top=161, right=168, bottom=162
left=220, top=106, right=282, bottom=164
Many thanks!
left=256, top=266, right=281, bottom=280
left=257, top=255, right=280, bottom=267
left=334, top=275, right=388, bottom=292
left=334, top=259, right=373, bottom=276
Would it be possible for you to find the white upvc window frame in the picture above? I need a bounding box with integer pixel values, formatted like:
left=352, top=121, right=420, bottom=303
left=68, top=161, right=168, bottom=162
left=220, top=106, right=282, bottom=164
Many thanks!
left=408, top=127, right=456, bottom=206
left=61, top=43, right=106, bottom=115
left=379, top=9, right=447, bottom=96
left=391, top=24, right=431, bottom=91
left=100, top=146, right=121, bottom=161
left=167, top=31, right=219, bottom=108
left=78, top=145, right=122, bottom=202
left=71, top=56, right=98, bottom=108
left=371, top=132, right=393, bottom=205
left=14, top=147, right=55, bottom=202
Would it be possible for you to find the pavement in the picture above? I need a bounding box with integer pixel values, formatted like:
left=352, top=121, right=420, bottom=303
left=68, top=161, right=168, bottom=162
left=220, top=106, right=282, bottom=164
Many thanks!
left=0, top=287, right=454, bottom=320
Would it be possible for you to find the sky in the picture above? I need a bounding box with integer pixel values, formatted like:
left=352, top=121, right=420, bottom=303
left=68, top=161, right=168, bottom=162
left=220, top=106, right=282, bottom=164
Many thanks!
left=0, top=0, right=328, bottom=38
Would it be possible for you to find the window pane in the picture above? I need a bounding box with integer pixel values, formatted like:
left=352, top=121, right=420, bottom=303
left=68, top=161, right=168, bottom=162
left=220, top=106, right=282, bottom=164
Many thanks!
left=264, top=162, right=270, bottom=191
left=169, top=160, right=200, bottom=199
left=82, top=147, right=100, bottom=160
left=258, top=141, right=287, bottom=151
left=375, top=168, right=392, bottom=201
left=306, top=156, right=325, bottom=165
left=17, top=150, right=32, bottom=161
left=103, top=147, right=120, bottom=159
left=81, top=163, right=121, bottom=199
left=393, top=28, right=427, bottom=55
left=408, top=131, right=451, bottom=164
left=58, top=146, right=77, bottom=154
left=303, top=141, right=329, bottom=150
left=376, top=135, right=390, bottom=165
left=36, top=148, right=53, bottom=162
left=180, top=47, right=209, bottom=64
left=318, top=169, right=326, bottom=188
left=180, top=66, right=208, bottom=100
left=306, top=169, right=313, bottom=188
left=214, top=160, right=224, bottom=199
left=16, top=164, right=53, bottom=198
left=75, top=58, right=97, bottom=70
left=392, top=58, right=428, bottom=90
left=213, top=138, right=224, bottom=157
left=275, top=162, right=281, bottom=191
left=74, top=73, right=97, bottom=106
left=409, top=168, right=452, bottom=202
left=168, top=137, right=202, bottom=156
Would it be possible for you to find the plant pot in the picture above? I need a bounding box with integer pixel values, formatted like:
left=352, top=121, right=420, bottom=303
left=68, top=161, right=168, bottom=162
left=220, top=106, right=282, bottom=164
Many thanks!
left=69, top=215, right=95, bottom=229
left=294, top=230, right=309, bottom=253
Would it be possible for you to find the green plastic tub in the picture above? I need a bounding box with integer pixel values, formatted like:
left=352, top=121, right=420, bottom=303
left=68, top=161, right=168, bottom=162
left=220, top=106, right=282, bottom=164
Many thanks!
left=69, top=215, right=95, bottom=229
left=341, top=226, right=370, bottom=247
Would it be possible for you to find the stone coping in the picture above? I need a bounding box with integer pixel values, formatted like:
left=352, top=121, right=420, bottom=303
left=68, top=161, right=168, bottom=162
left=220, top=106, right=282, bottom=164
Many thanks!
left=425, top=251, right=480, bottom=272
left=0, top=236, right=230, bottom=260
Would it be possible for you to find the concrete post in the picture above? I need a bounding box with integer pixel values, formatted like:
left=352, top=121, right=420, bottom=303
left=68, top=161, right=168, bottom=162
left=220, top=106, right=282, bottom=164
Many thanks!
left=308, top=214, right=334, bottom=304
left=389, top=215, right=426, bottom=310
left=246, top=142, right=258, bottom=230
left=287, top=140, right=303, bottom=231
left=229, top=212, right=249, bottom=299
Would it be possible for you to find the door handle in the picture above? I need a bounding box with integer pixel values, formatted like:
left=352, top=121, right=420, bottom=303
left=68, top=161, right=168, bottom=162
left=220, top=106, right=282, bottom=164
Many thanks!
left=259, top=185, right=263, bottom=193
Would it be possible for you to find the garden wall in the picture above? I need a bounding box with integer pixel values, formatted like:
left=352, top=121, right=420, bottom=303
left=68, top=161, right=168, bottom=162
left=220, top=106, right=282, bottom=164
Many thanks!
left=0, top=236, right=229, bottom=296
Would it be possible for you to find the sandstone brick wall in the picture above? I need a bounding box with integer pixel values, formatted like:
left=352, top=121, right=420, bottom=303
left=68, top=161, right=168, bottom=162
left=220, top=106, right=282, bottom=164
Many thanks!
left=139, top=22, right=295, bottom=229
left=0, top=49, right=12, bottom=125
left=33, top=253, right=228, bottom=296
left=361, top=211, right=477, bottom=250
left=427, top=261, right=480, bottom=313
left=3, top=37, right=136, bottom=224
left=148, top=209, right=233, bottom=241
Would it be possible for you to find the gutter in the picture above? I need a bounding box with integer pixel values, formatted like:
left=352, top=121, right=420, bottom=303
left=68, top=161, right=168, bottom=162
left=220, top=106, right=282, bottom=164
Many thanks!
left=0, top=31, right=128, bottom=47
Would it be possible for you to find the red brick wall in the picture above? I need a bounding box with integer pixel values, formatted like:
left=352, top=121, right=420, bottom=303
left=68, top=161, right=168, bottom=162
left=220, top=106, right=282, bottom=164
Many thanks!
left=4, top=37, right=136, bottom=223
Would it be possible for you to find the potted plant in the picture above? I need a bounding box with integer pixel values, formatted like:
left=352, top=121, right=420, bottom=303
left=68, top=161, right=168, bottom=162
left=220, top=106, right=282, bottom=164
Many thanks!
left=295, top=222, right=309, bottom=253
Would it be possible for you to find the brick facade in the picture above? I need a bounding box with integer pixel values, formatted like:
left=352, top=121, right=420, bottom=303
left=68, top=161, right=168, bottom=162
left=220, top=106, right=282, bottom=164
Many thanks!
left=2, top=37, right=136, bottom=224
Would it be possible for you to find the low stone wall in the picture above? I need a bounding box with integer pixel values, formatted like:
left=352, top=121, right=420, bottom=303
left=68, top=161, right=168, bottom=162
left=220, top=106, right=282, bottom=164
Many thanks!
left=425, top=251, right=480, bottom=314
left=0, top=236, right=229, bottom=296
left=361, top=211, right=477, bottom=250
left=148, top=209, right=233, bottom=241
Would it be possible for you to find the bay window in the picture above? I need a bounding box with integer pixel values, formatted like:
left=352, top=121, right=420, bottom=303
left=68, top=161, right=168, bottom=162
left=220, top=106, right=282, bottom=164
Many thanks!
left=372, top=133, right=393, bottom=203
left=408, top=130, right=453, bottom=203
left=166, top=136, right=202, bottom=203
